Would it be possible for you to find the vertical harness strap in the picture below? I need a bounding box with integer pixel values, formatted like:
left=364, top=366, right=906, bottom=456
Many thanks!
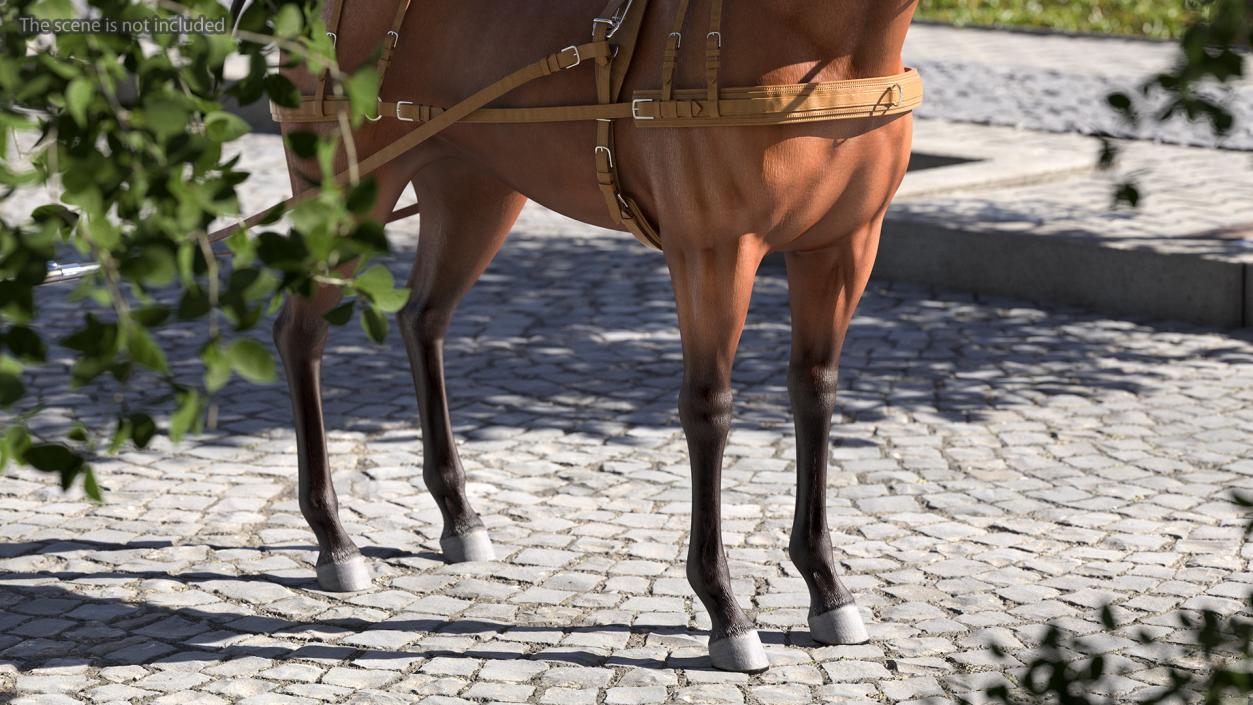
left=375, top=0, right=412, bottom=91
left=660, top=0, right=693, bottom=101
left=314, top=0, right=347, bottom=118
left=593, top=0, right=663, bottom=250
left=705, top=0, right=723, bottom=118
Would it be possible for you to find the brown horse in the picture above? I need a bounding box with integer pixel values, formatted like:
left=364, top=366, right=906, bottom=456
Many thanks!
left=271, top=0, right=918, bottom=672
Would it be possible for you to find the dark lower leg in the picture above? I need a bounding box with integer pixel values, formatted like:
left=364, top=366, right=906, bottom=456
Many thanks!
left=681, top=379, right=754, bottom=641
left=399, top=307, right=483, bottom=538
left=787, top=362, right=854, bottom=616
left=275, top=304, right=360, bottom=566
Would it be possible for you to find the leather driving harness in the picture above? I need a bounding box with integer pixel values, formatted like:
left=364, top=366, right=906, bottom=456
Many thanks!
left=258, top=0, right=925, bottom=251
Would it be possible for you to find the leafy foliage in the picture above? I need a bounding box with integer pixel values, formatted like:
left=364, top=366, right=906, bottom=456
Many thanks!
left=968, top=492, right=1253, bottom=705
left=1102, top=0, right=1250, bottom=206
left=916, top=0, right=1198, bottom=39
left=0, top=0, right=409, bottom=498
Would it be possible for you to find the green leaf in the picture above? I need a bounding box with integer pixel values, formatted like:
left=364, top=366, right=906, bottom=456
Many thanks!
left=324, top=300, right=355, bottom=325
left=0, top=372, right=24, bottom=407
left=273, top=4, right=304, bottom=38
left=4, top=326, right=46, bottom=362
left=127, top=327, right=169, bottom=374
left=66, top=77, right=94, bottom=127
left=355, top=265, right=395, bottom=297
left=129, top=413, right=156, bottom=448
left=344, top=67, right=380, bottom=126
left=82, top=468, right=103, bottom=503
left=264, top=74, right=301, bottom=109
left=169, top=389, right=203, bottom=442
left=204, top=111, right=250, bottom=143
left=286, top=131, right=319, bottom=160
left=226, top=338, right=276, bottom=383
left=346, top=178, right=377, bottom=215
left=361, top=305, right=388, bottom=343
left=24, top=443, right=84, bottom=475
left=201, top=341, right=232, bottom=393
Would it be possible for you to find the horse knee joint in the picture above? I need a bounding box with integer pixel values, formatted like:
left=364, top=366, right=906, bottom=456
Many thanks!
left=679, top=382, right=733, bottom=437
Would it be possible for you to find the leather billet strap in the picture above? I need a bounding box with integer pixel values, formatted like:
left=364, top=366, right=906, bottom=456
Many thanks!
left=270, top=68, right=925, bottom=127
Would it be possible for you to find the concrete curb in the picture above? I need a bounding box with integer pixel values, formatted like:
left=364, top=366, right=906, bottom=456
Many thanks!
left=765, top=218, right=1250, bottom=329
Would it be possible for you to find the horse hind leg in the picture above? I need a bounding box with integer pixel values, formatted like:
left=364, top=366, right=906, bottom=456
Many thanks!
left=783, top=217, right=884, bottom=644
left=396, top=163, right=526, bottom=562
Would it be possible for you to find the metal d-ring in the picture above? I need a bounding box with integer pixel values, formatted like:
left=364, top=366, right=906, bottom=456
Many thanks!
left=366, top=97, right=383, bottom=122
left=387, top=30, right=399, bottom=47
left=326, top=31, right=337, bottom=47
left=707, top=31, right=722, bottom=48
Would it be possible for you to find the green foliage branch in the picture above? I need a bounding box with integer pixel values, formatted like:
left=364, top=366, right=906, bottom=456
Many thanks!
left=1103, top=0, right=1250, bottom=206
left=0, top=0, right=408, bottom=498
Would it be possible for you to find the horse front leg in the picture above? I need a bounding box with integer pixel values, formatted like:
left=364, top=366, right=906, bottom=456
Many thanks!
left=783, top=218, right=883, bottom=644
left=667, top=239, right=770, bottom=673
left=397, top=164, right=526, bottom=562
left=274, top=165, right=410, bottom=592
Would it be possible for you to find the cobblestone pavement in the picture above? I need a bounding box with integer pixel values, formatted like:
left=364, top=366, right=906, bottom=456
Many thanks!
left=3, top=187, right=1253, bottom=703
left=905, top=24, right=1253, bottom=151
left=896, top=120, right=1253, bottom=261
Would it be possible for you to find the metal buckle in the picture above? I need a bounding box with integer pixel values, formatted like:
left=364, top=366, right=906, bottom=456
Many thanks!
left=592, top=17, right=615, bottom=38
left=632, top=98, right=654, bottom=120
left=396, top=100, right=415, bottom=122
left=326, top=32, right=337, bottom=48
left=668, top=32, right=682, bottom=48
left=617, top=193, right=632, bottom=215
left=594, top=145, right=614, bottom=169
left=707, top=31, right=722, bottom=48
left=562, top=45, right=581, bottom=68
left=366, top=97, right=382, bottom=122
left=387, top=30, right=399, bottom=48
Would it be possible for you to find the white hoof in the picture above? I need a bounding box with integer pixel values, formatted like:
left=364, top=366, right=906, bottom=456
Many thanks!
left=809, top=604, right=869, bottom=645
left=316, top=554, right=371, bottom=592
left=440, top=529, right=495, bottom=563
left=708, top=630, right=770, bottom=673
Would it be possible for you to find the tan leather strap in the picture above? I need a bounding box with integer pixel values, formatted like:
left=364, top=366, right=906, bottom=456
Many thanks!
left=591, top=0, right=663, bottom=250
left=271, top=68, right=923, bottom=127
left=705, top=0, right=723, bottom=118
left=314, top=0, right=347, bottom=118
left=210, top=42, right=609, bottom=242
left=631, top=68, right=924, bottom=126
left=660, top=0, right=692, bottom=101
left=375, top=0, right=411, bottom=92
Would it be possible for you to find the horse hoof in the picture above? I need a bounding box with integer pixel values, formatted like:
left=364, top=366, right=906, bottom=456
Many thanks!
left=708, top=630, right=770, bottom=673
left=809, top=604, right=869, bottom=645
left=440, top=529, right=495, bottom=563
left=316, top=554, right=371, bottom=592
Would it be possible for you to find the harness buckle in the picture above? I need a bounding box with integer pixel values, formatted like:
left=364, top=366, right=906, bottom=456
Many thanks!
left=387, top=30, right=400, bottom=48
left=594, top=145, right=614, bottom=169
left=592, top=17, right=615, bottom=39
left=632, top=98, right=655, bottom=120
left=396, top=100, right=415, bottom=122
left=707, top=31, right=722, bottom=48
left=561, top=45, right=582, bottom=69
left=366, top=97, right=383, bottom=122
left=668, top=32, right=682, bottom=48
left=326, top=32, right=337, bottom=48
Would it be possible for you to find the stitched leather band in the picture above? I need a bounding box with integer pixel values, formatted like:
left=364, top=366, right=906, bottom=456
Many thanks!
left=270, top=68, right=924, bottom=126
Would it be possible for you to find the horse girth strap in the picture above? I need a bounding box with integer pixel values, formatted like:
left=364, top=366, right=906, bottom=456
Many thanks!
left=271, top=69, right=925, bottom=127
